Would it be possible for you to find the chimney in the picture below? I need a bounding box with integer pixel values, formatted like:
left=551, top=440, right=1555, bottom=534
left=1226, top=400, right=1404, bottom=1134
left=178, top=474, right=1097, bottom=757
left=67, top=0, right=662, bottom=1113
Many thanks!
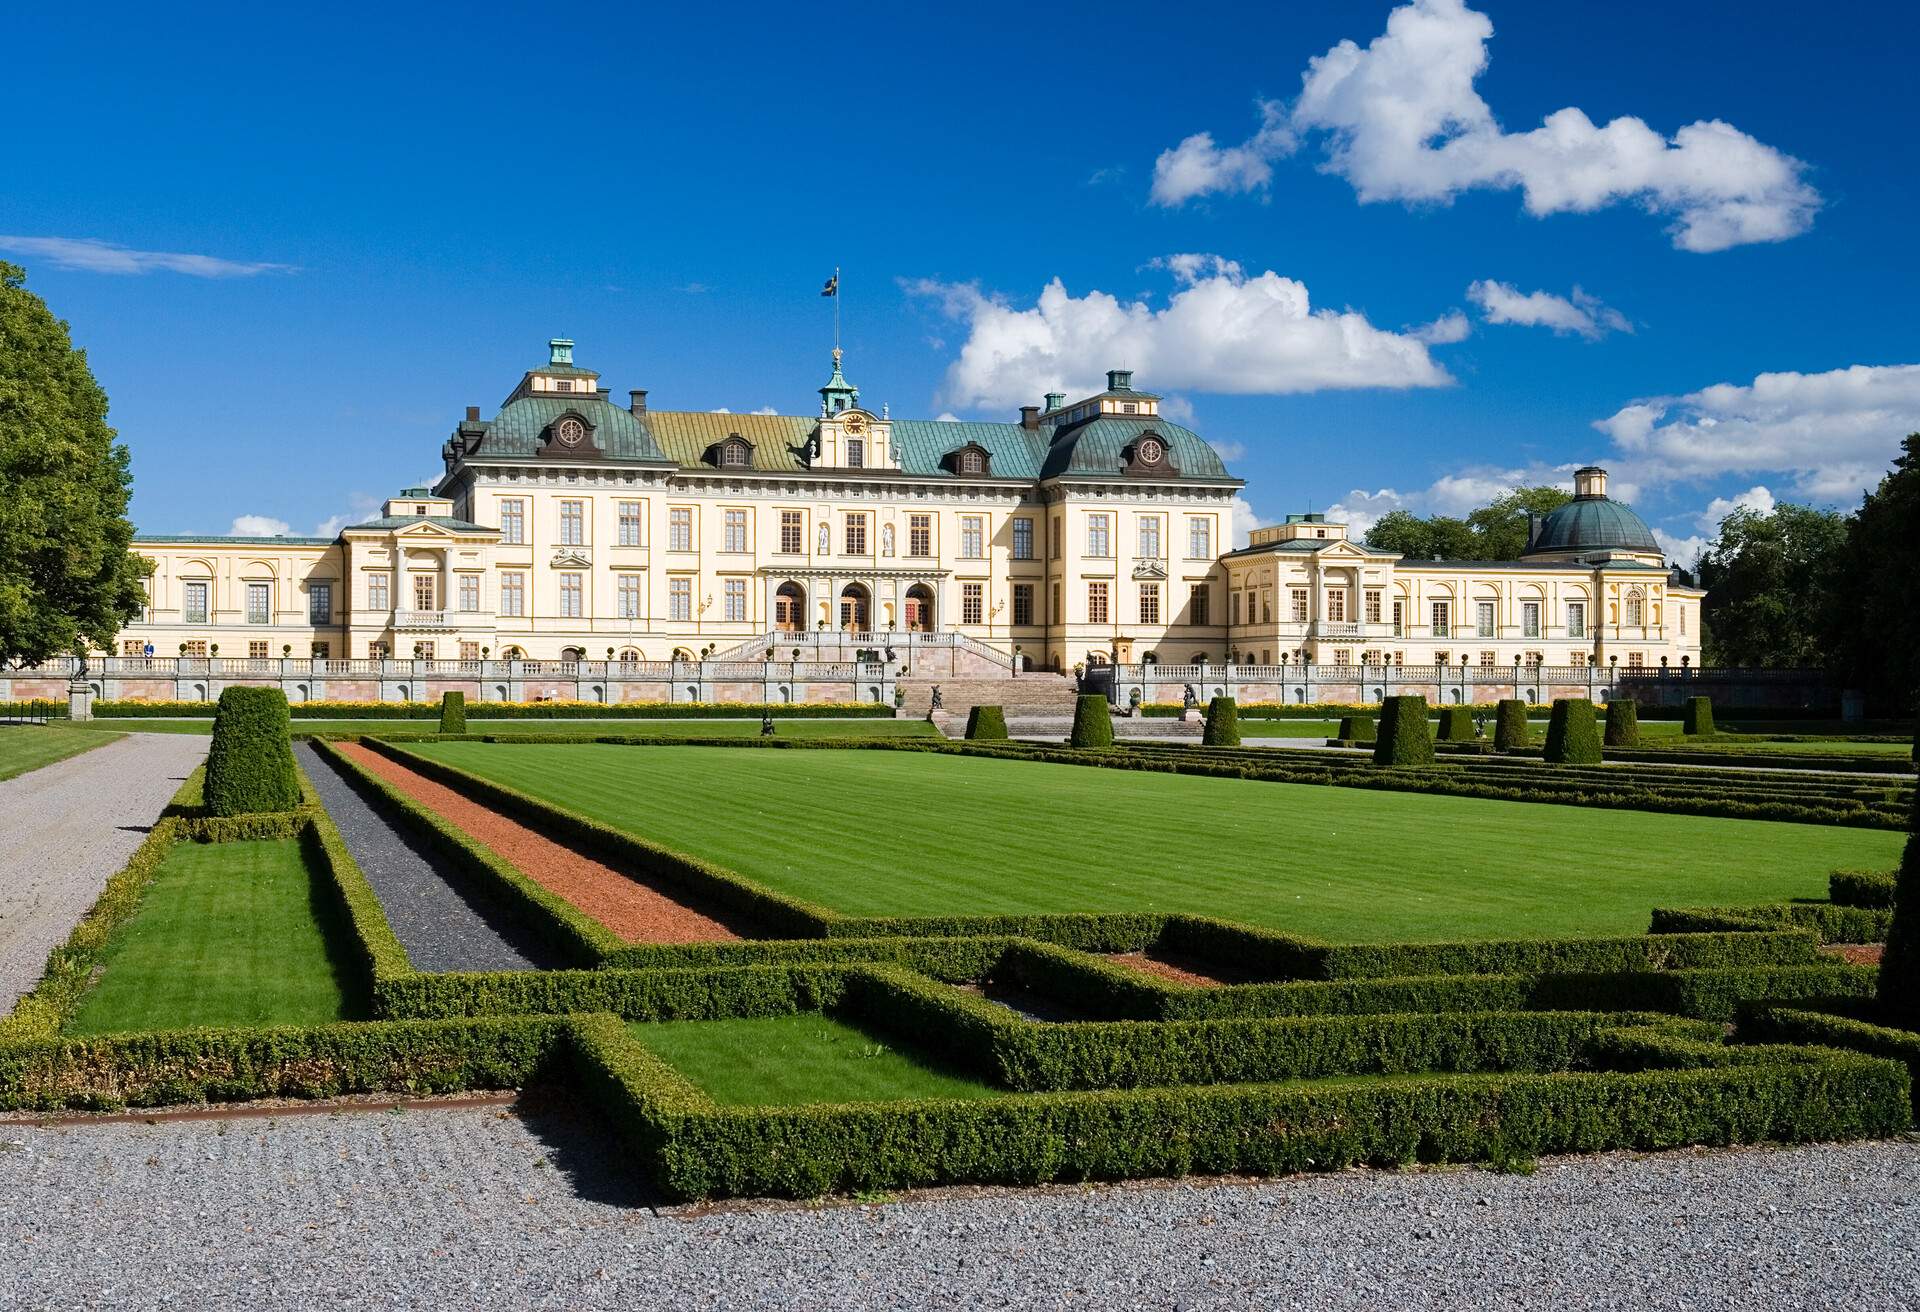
left=1043, top=391, right=1066, bottom=413
left=1019, top=405, right=1040, bottom=429
left=464, top=405, right=480, bottom=422
left=629, top=389, right=648, bottom=415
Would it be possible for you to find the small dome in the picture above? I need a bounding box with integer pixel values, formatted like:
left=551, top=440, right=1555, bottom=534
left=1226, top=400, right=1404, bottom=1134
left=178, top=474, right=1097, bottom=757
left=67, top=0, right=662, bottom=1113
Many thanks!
left=1524, top=494, right=1660, bottom=556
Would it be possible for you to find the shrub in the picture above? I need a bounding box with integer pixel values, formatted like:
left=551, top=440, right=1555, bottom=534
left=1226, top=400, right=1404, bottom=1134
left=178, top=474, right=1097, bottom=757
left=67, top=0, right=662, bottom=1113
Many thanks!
left=438, top=691, right=467, bottom=734
left=1202, top=697, right=1241, bottom=747
left=1543, top=699, right=1603, bottom=765
left=1604, top=700, right=1640, bottom=748
left=204, top=686, right=301, bottom=816
left=1492, top=699, right=1530, bottom=752
left=1683, top=696, right=1715, bottom=736
left=964, top=706, right=1008, bottom=741
left=1876, top=786, right=1920, bottom=1026
left=1831, top=870, right=1897, bottom=909
left=1435, top=706, right=1477, bottom=742
left=1069, top=694, right=1114, bottom=749
left=1336, top=715, right=1376, bottom=743
left=1373, top=696, right=1435, bottom=766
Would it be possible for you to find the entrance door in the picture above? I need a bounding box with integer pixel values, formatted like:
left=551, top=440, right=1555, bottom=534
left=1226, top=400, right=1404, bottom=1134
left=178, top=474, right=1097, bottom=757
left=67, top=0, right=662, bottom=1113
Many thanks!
left=775, top=583, right=805, bottom=632
left=839, top=584, right=870, bottom=631
left=904, top=584, right=934, bottom=632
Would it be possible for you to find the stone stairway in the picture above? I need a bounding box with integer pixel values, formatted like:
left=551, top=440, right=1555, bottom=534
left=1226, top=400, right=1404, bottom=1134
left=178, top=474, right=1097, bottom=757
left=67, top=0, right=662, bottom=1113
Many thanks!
left=896, top=673, right=1080, bottom=721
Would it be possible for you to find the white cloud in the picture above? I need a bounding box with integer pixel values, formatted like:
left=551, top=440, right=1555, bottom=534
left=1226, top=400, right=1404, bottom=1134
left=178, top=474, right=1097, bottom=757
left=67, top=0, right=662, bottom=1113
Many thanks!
left=229, top=514, right=292, bottom=537
left=1159, top=395, right=1197, bottom=425
left=1654, top=530, right=1708, bottom=569
left=1410, top=311, right=1471, bottom=345
left=709, top=407, right=732, bottom=414
left=904, top=256, right=1449, bottom=413
left=934, top=412, right=961, bottom=422
left=1324, top=462, right=1616, bottom=538
left=1230, top=496, right=1262, bottom=549
left=1152, top=0, right=1820, bottom=252
left=1696, top=485, right=1775, bottom=530
left=749, top=406, right=779, bottom=416
left=1466, top=281, right=1630, bottom=339
left=0, top=235, right=295, bottom=277
left=1209, top=438, right=1247, bottom=462
left=1594, top=363, right=1920, bottom=501
left=313, top=493, right=382, bottom=539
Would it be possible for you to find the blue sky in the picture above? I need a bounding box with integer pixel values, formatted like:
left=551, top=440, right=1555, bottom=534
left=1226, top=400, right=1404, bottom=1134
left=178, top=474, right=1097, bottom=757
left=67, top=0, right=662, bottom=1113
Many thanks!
left=5, top=0, right=1916, bottom=562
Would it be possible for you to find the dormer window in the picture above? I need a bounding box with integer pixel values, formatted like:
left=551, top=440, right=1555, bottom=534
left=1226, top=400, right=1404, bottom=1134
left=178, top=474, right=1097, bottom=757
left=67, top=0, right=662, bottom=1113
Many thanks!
left=847, top=437, right=865, bottom=468
left=416, top=506, right=428, bottom=516
left=1123, top=402, right=1137, bottom=414
left=721, top=443, right=749, bottom=467
left=555, top=379, right=572, bottom=392
left=1138, top=436, right=1164, bottom=464
left=959, top=449, right=984, bottom=475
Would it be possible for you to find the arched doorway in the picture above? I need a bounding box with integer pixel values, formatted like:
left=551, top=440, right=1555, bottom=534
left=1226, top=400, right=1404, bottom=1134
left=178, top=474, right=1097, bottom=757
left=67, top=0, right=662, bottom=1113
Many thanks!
left=839, top=583, right=870, bottom=631
left=904, top=583, right=935, bottom=632
left=775, top=582, right=806, bottom=632
left=560, top=646, right=585, bottom=662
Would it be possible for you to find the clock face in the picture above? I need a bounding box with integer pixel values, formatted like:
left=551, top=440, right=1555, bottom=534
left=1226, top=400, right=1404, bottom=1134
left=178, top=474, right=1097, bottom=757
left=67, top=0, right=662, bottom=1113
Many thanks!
left=555, top=417, right=586, bottom=446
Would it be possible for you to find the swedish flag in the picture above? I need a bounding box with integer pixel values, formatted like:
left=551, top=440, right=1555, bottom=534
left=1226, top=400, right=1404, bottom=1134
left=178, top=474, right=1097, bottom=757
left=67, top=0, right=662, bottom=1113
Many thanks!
left=820, top=273, right=838, bottom=297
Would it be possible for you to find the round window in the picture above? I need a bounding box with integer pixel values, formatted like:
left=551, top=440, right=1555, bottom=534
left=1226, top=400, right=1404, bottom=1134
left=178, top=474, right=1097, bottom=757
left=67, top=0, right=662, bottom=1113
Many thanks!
left=1139, top=437, right=1163, bottom=463
left=555, top=417, right=586, bottom=446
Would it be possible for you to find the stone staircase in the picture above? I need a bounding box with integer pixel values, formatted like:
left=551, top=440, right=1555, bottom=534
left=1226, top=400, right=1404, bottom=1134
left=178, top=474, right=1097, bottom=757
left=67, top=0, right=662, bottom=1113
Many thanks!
left=896, top=673, right=1080, bottom=721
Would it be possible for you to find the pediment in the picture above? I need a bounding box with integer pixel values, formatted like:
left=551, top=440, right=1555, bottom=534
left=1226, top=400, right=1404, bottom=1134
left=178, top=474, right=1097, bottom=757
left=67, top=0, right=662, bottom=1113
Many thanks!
left=1131, top=559, right=1169, bottom=581
left=549, top=549, right=592, bottom=568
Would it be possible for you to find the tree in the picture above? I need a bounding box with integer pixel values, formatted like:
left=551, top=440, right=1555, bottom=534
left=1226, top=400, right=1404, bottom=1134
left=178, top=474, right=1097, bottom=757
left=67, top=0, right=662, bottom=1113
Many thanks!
left=0, top=262, right=146, bottom=665
left=1830, top=435, right=1920, bottom=714
left=1364, top=485, right=1570, bottom=560
left=1695, top=502, right=1848, bottom=667
left=1466, top=486, right=1573, bottom=561
left=1364, top=510, right=1436, bottom=559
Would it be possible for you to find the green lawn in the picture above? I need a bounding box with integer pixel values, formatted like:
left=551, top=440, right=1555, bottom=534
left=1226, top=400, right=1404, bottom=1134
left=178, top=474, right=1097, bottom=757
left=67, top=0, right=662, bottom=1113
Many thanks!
left=1234, top=718, right=1686, bottom=740
left=411, top=741, right=1904, bottom=943
left=628, top=1012, right=1003, bottom=1104
left=0, top=724, right=120, bottom=780
left=1676, top=738, right=1913, bottom=757
left=66, top=838, right=365, bottom=1034
left=75, top=716, right=937, bottom=739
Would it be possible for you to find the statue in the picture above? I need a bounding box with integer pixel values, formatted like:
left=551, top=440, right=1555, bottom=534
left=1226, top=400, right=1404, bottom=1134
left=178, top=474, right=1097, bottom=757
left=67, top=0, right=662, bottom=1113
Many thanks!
left=760, top=711, right=776, bottom=737
left=930, top=684, right=943, bottom=711
left=1182, top=683, right=1197, bottom=712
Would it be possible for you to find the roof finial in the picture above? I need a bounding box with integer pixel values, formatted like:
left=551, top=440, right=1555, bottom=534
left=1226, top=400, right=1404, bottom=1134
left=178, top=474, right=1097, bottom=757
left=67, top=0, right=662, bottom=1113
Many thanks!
left=548, top=337, right=574, bottom=367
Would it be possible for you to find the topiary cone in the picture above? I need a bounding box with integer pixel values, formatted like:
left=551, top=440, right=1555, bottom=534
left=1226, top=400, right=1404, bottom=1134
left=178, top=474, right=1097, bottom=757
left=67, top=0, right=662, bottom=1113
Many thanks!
left=1203, top=696, right=1240, bottom=747
left=1682, top=696, right=1715, bottom=736
left=1373, top=696, right=1435, bottom=766
left=1544, top=698, right=1603, bottom=764
left=439, top=690, right=467, bottom=734
left=1493, top=699, right=1530, bottom=751
left=1069, top=694, right=1114, bottom=748
left=1604, top=698, right=1639, bottom=747
left=204, top=686, right=301, bottom=816
left=965, top=705, right=1008, bottom=740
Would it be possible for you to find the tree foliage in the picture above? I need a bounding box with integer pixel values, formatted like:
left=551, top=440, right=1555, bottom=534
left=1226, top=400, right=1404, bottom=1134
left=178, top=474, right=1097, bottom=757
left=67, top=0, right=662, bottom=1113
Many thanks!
left=1363, top=486, right=1571, bottom=560
left=0, top=262, right=147, bottom=665
left=1696, top=503, right=1847, bottom=667
left=1829, top=435, right=1920, bottom=713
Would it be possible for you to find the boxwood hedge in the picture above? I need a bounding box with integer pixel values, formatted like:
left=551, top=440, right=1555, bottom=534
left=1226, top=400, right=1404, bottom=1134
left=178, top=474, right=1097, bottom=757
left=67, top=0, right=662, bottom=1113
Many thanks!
left=964, top=705, right=1008, bottom=741
left=1202, top=697, right=1241, bottom=747
left=204, top=686, right=301, bottom=815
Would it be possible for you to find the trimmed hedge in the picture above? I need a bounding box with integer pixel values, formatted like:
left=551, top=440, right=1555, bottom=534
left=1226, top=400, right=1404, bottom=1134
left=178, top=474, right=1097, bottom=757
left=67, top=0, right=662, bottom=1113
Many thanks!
left=1202, top=697, right=1240, bottom=747
left=1877, top=785, right=1920, bottom=1026
left=965, top=706, right=1008, bottom=741
left=1649, top=902, right=1892, bottom=945
left=1831, top=870, right=1897, bottom=909
left=1435, top=706, right=1477, bottom=742
left=1683, top=696, right=1715, bottom=736
left=439, top=691, right=466, bottom=734
left=1544, top=699, right=1602, bottom=765
left=1604, top=700, right=1641, bottom=748
left=1494, top=699, right=1530, bottom=751
left=1070, top=694, right=1114, bottom=749
left=1335, top=714, right=1376, bottom=743
left=1373, top=696, right=1435, bottom=766
left=204, top=687, right=301, bottom=816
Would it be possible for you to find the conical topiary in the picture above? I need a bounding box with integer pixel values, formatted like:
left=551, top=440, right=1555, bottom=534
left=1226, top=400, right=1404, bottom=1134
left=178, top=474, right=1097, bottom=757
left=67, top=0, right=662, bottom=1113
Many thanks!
left=1874, top=772, right=1920, bottom=1028
left=1543, top=698, right=1603, bottom=764
left=1493, top=699, right=1530, bottom=751
left=1603, top=698, right=1639, bottom=747
left=1069, top=693, right=1114, bottom=748
left=204, top=686, right=301, bottom=816
left=1435, top=705, right=1477, bottom=741
left=1373, top=696, right=1435, bottom=766
left=1682, top=695, right=1715, bottom=736
left=1202, top=696, right=1241, bottom=747
left=439, top=690, right=467, bottom=734
left=965, top=705, right=1008, bottom=740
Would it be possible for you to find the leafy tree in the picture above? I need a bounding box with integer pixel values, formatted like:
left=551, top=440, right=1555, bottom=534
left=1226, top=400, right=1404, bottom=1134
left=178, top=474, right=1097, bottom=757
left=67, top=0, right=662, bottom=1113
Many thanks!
left=1466, top=487, right=1573, bottom=560
left=0, top=262, right=146, bottom=665
left=1363, top=510, right=1436, bottom=558
left=1364, top=486, right=1570, bottom=560
left=1695, top=503, right=1847, bottom=667
left=1830, top=435, right=1920, bottom=714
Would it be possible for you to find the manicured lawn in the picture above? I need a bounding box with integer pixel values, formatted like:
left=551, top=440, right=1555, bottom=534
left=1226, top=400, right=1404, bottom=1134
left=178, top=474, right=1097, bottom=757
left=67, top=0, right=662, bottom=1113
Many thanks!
left=628, top=1012, right=1003, bottom=1104
left=411, top=742, right=1905, bottom=943
left=1234, top=718, right=1686, bottom=740
left=76, top=716, right=936, bottom=739
left=0, top=724, right=120, bottom=780
left=1679, top=738, right=1913, bottom=757
left=66, top=838, right=365, bottom=1034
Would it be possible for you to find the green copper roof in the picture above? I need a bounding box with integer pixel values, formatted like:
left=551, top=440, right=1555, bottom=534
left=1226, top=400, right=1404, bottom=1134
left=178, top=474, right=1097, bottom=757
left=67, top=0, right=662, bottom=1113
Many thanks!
left=133, top=534, right=335, bottom=546
left=1524, top=495, right=1660, bottom=556
left=1040, top=417, right=1232, bottom=481
left=342, top=515, right=498, bottom=533
left=464, top=393, right=670, bottom=462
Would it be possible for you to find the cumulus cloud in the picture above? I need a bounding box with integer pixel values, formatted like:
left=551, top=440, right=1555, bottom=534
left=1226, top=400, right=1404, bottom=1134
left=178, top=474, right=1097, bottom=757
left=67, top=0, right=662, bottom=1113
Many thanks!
left=1467, top=281, right=1630, bottom=339
left=1594, top=363, right=1920, bottom=501
left=229, top=514, right=292, bottom=537
left=1150, top=0, right=1820, bottom=252
left=1696, top=485, right=1776, bottom=530
left=313, top=493, right=382, bottom=539
left=1209, top=438, right=1247, bottom=462
left=0, top=235, right=295, bottom=277
left=1410, top=311, right=1471, bottom=345
left=1230, top=495, right=1262, bottom=550
left=1654, top=530, right=1708, bottom=569
left=749, top=406, right=779, bottom=416
left=904, top=255, right=1449, bottom=413
left=1324, top=462, right=1617, bottom=538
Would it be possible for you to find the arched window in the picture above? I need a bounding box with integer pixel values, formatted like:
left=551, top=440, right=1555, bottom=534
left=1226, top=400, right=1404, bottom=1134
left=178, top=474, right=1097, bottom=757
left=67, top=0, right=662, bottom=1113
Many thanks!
left=959, top=449, right=984, bottom=475
left=560, top=646, right=586, bottom=662
left=617, top=647, right=642, bottom=665
left=1625, top=588, right=1645, bottom=627
left=721, top=443, right=749, bottom=467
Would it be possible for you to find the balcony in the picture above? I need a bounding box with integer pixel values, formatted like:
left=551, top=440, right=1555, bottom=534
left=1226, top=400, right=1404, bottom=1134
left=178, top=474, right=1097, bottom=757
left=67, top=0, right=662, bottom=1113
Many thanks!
left=392, top=609, right=456, bottom=630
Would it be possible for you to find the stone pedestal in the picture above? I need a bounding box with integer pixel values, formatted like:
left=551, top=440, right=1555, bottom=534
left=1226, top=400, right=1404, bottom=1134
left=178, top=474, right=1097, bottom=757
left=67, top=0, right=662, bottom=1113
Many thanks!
left=1181, top=709, right=1203, bottom=723
left=926, top=709, right=952, bottom=730
left=67, top=680, right=95, bottom=721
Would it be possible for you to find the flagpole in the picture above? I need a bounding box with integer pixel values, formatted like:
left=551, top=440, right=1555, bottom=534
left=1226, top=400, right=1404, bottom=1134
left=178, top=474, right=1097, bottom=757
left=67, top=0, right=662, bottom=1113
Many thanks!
left=833, top=264, right=841, bottom=354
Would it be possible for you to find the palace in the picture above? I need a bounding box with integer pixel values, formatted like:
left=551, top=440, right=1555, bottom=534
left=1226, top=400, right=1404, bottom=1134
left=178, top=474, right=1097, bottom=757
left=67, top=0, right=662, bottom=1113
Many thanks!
left=110, top=339, right=1702, bottom=689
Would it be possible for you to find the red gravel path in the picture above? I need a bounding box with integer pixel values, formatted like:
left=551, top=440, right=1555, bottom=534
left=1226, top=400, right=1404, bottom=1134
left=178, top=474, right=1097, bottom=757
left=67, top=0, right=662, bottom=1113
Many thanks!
left=335, top=743, right=741, bottom=944
left=1106, top=951, right=1233, bottom=988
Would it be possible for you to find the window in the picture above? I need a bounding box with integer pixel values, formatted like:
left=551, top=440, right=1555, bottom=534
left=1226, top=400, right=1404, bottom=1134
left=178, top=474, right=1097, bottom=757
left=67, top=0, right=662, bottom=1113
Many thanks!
left=1049, top=517, right=1061, bottom=558
left=1087, top=581, right=1109, bottom=624
left=1480, top=650, right=1497, bottom=669
left=1625, top=589, right=1645, bottom=627
left=669, top=578, right=692, bottom=621
left=1522, top=601, right=1541, bottom=638
left=1627, top=651, right=1645, bottom=669
left=721, top=443, right=749, bottom=467
left=1364, top=590, right=1381, bottom=625
left=1679, top=606, right=1686, bottom=636
left=246, top=582, right=270, bottom=624
left=1231, top=592, right=1241, bottom=625
left=961, top=582, right=984, bottom=625
left=1051, top=582, right=1061, bottom=623
left=414, top=640, right=436, bottom=661
left=1526, top=651, right=1544, bottom=667
left=844, top=513, right=868, bottom=555
left=724, top=508, right=748, bottom=553
left=500, top=499, right=525, bottom=544
left=1012, top=517, right=1033, bottom=560
left=560, top=500, right=585, bottom=547
left=908, top=514, right=932, bottom=557
left=1138, top=516, right=1162, bottom=559
left=1290, top=588, right=1309, bottom=623
left=460, top=642, right=480, bottom=662
left=779, top=510, right=803, bottom=555
left=958, top=449, right=984, bottom=475
left=1333, top=649, right=1350, bottom=666
left=617, top=574, right=641, bottom=619
left=1187, top=516, right=1211, bottom=560
left=559, top=572, right=583, bottom=618
left=554, top=380, right=572, bottom=392
left=1475, top=602, right=1495, bottom=638
left=413, top=575, right=436, bottom=611
left=961, top=515, right=984, bottom=559
left=182, top=640, right=207, bottom=659
left=1262, top=590, right=1273, bottom=623
left=1436, top=651, right=1450, bottom=665
left=249, top=640, right=270, bottom=659
left=1012, top=582, right=1034, bottom=626
left=1431, top=601, right=1450, bottom=638
left=458, top=576, right=479, bottom=612
left=846, top=437, right=864, bottom=468
left=725, top=578, right=747, bottom=622
left=618, top=501, right=642, bottom=547
left=1361, top=649, right=1383, bottom=665
left=1139, top=582, right=1161, bottom=624
left=1086, top=514, right=1111, bottom=557
left=1392, top=600, right=1405, bottom=637
left=669, top=507, right=692, bottom=552
left=311, top=642, right=330, bottom=660
left=308, top=583, right=331, bottom=625
left=1189, top=583, right=1210, bottom=626
left=122, top=638, right=145, bottom=657
left=1570, top=650, right=1587, bottom=669
left=1566, top=601, right=1587, bottom=638
left=1327, top=590, right=1347, bottom=623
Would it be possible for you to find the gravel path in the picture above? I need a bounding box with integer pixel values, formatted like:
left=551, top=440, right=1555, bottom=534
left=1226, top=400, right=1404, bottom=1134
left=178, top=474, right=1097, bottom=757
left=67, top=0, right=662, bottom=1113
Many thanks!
left=0, top=1097, right=1915, bottom=1310
left=0, top=733, right=206, bottom=1012
left=295, top=744, right=559, bottom=973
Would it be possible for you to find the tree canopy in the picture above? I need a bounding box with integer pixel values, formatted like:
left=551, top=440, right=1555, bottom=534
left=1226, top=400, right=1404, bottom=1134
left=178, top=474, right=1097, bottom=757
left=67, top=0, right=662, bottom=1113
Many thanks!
left=0, top=261, right=146, bottom=665
left=1828, top=434, right=1920, bottom=712
left=1363, top=485, right=1572, bottom=560
left=1696, top=502, right=1847, bottom=668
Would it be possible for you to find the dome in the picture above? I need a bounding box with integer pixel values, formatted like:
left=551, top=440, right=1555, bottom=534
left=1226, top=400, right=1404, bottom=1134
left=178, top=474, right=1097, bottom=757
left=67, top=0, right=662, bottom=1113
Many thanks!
left=1524, top=476, right=1661, bottom=557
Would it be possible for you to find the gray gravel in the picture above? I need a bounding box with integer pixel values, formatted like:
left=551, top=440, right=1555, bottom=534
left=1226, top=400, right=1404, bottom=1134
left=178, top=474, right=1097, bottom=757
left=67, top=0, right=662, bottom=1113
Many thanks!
left=295, top=743, right=559, bottom=972
left=0, top=1097, right=1915, bottom=1310
left=0, top=732, right=206, bottom=1011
